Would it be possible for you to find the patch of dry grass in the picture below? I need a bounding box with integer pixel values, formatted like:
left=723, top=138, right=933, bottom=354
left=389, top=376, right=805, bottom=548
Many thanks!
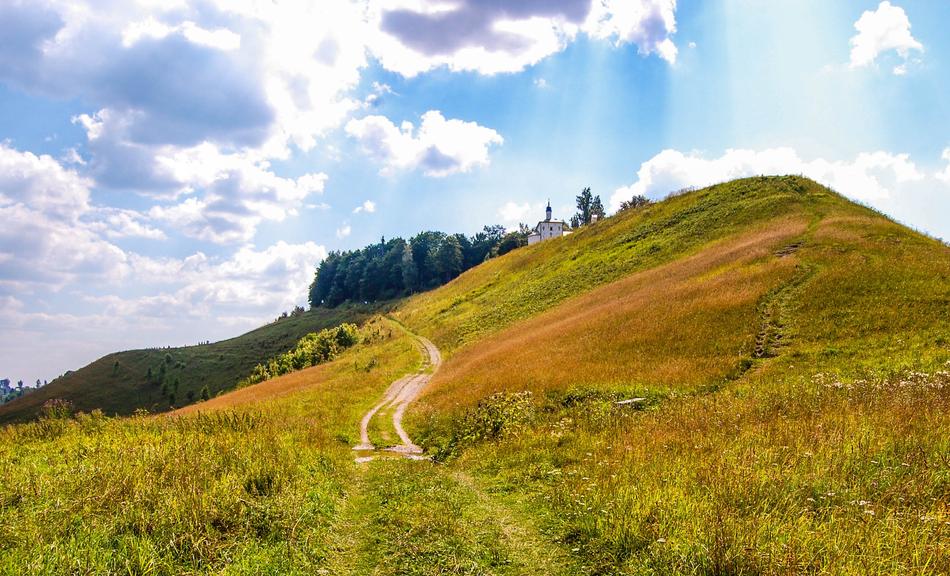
left=415, top=218, right=807, bottom=417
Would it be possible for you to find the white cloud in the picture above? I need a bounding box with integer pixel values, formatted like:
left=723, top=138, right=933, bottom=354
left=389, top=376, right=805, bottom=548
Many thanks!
left=346, top=110, right=503, bottom=177
left=89, top=208, right=168, bottom=240
left=141, top=143, right=327, bottom=244
left=368, top=0, right=678, bottom=76
left=0, top=239, right=327, bottom=382
left=0, top=143, right=92, bottom=219
left=849, top=1, right=923, bottom=74
left=609, top=147, right=926, bottom=211
left=0, top=144, right=131, bottom=289
left=353, top=200, right=376, bottom=214
left=534, top=78, right=550, bottom=89
left=498, top=201, right=536, bottom=226
left=122, top=18, right=241, bottom=51
left=937, top=148, right=950, bottom=185
left=336, top=223, right=352, bottom=239
left=367, top=0, right=588, bottom=76
left=584, top=0, right=678, bottom=64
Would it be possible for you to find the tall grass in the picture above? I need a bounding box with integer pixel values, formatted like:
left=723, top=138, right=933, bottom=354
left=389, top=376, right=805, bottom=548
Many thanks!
left=0, top=317, right=419, bottom=574
left=404, top=176, right=950, bottom=574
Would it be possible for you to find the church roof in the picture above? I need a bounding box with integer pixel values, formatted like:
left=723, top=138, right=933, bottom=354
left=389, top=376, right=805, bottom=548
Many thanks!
left=531, top=219, right=571, bottom=233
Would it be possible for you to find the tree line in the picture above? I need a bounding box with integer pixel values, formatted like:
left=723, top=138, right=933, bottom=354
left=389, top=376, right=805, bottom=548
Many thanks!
left=308, top=188, right=651, bottom=309
left=309, top=225, right=528, bottom=308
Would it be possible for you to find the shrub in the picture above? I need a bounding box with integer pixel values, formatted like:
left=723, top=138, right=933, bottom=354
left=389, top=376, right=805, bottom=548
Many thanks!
left=41, top=398, right=74, bottom=420
left=238, top=323, right=361, bottom=388
left=432, top=391, right=536, bottom=461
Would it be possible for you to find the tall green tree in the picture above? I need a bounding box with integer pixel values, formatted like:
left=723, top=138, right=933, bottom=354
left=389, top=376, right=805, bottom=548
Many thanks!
left=574, top=187, right=593, bottom=225
left=573, top=187, right=606, bottom=226
left=436, top=235, right=464, bottom=282
left=591, top=195, right=606, bottom=222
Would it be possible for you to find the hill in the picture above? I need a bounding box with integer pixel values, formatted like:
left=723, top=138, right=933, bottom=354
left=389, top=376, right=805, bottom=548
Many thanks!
left=3, top=176, right=948, bottom=574
left=0, top=304, right=382, bottom=424
left=401, top=175, right=949, bottom=415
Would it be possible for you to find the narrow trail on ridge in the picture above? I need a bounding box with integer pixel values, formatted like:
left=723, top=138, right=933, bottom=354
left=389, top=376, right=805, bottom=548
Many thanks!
left=352, top=327, right=441, bottom=461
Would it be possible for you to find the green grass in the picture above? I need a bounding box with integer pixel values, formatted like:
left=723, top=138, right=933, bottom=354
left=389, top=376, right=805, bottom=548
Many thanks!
left=396, top=176, right=828, bottom=354
left=324, top=460, right=571, bottom=576
left=3, top=176, right=949, bottom=573
left=0, top=304, right=384, bottom=424
left=400, top=177, right=950, bottom=574
left=0, top=317, right=418, bottom=574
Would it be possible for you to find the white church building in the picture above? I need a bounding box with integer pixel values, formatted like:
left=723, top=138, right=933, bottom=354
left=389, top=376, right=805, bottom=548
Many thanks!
left=527, top=201, right=571, bottom=245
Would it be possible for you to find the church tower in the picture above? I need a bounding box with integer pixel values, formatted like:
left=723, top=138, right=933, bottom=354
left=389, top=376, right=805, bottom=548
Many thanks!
left=545, top=200, right=552, bottom=222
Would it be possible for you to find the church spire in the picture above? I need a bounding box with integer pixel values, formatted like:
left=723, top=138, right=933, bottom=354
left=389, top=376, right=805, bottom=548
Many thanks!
left=545, top=200, right=552, bottom=221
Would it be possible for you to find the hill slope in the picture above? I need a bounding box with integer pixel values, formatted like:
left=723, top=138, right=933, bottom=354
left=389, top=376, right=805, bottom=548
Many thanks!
left=0, top=304, right=381, bottom=424
left=394, top=176, right=950, bottom=573
left=3, top=176, right=949, bottom=574
left=402, top=176, right=949, bottom=419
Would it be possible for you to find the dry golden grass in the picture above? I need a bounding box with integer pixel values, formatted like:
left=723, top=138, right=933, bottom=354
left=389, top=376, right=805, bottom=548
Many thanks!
left=173, top=361, right=341, bottom=415
left=417, top=216, right=808, bottom=414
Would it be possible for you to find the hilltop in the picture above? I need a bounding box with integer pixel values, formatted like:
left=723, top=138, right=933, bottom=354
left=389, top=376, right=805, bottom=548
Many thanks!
left=0, top=304, right=381, bottom=424
left=2, top=176, right=948, bottom=574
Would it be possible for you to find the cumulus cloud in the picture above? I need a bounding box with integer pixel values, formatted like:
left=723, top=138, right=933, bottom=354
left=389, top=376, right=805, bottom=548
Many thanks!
left=585, top=0, right=678, bottom=64
left=0, top=240, right=327, bottom=382
left=609, top=147, right=926, bottom=211
left=0, top=144, right=129, bottom=289
left=353, top=200, right=376, bottom=214
left=0, top=142, right=91, bottom=219
left=370, top=0, right=590, bottom=76
left=368, top=0, right=679, bottom=76
left=146, top=147, right=327, bottom=244
left=849, top=1, right=923, bottom=74
left=346, top=110, right=503, bottom=177
left=336, top=223, right=352, bottom=239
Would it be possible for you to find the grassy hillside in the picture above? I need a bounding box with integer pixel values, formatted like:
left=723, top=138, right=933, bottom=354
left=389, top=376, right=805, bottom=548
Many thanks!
left=0, top=304, right=382, bottom=424
left=0, top=317, right=423, bottom=573
left=3, top=176, right=948, bottom=574
left=400, top=176, right=950, bottom=573
left=396, top=176, right=828, bottom=353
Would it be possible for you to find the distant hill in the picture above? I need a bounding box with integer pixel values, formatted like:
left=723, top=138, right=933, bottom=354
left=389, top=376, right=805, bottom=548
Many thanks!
left=0, top=304, right=382, bottom=424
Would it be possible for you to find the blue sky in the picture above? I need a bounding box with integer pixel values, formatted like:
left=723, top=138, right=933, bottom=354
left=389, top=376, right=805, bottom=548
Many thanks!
left=1, top=0, right=948, bottom=385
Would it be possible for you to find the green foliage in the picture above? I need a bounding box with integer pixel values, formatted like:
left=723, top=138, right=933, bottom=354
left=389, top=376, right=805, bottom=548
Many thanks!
left=310, top=225, right=520, bottom=309
left=435, top=234, right=463, bottom=282
left=200, top=385, right=210, bottom=401
left=572, top=186, right=605, bottom=227
left=618, top=193, right=651, bottom=211
left=41, top=398, right=74, bottom=420
left=430, top=391, right=536, bottom=461
left=239, top=324, right=361, bottom=388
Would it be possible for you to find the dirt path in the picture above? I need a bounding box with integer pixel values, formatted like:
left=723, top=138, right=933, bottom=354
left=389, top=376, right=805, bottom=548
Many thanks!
left=353, top=331, right=440, bottom=460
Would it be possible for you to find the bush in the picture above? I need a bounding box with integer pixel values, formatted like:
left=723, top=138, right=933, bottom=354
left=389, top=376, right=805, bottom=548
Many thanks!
left=41, top=398, right=74, bottom=420
left=432, top=391, right=536, bottom=461
left=238, top=323, right=361, bottom=388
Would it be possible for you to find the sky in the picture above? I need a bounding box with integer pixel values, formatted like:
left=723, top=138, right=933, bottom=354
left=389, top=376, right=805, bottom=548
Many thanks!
left=1, top=0, right=948, bottom=385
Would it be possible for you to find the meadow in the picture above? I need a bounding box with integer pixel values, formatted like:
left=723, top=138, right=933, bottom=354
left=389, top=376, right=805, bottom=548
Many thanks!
left=403, top=177, right=950, bottom=573
left=2, top=177, right=948, bottom=574
left=0, top=317, right=419, bottom=574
